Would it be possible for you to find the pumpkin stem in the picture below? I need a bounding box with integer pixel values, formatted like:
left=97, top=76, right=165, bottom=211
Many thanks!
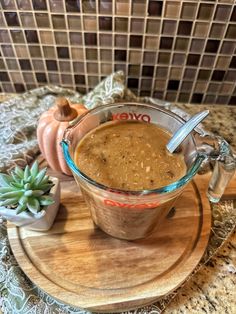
left=54, top=98, right=78, bottom=122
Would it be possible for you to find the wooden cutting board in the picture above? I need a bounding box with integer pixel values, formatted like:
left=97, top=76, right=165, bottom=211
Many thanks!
left=8, top=160, right=226, bottom=313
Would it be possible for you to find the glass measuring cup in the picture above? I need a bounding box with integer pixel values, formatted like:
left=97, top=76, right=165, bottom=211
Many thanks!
left=61, top=102, right=235, bottom=240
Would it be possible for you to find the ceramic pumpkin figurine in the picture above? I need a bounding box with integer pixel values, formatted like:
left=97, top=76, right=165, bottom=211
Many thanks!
left=37, top=97, right=87, bottom=176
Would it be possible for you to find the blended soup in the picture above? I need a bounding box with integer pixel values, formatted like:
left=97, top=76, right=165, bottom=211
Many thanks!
left=74, top=120, right=187, bottom=190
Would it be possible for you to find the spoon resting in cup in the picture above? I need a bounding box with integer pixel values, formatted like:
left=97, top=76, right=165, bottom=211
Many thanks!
left=166, top=110, right=209, bottom=154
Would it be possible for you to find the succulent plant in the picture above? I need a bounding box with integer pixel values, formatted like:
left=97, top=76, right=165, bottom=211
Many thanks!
left=0, top=161, right=54, bottom=215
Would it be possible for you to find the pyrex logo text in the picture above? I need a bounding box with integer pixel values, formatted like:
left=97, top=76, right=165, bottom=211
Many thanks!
left=112, top=112, right=151, bottom=123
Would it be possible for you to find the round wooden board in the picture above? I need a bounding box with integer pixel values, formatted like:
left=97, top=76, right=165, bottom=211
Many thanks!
left=7, top=172, right=211, bottom=313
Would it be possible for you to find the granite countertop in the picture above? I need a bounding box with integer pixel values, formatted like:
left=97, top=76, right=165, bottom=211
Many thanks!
left=1, top=93, right=235, bottom=313
left=166, top=103, right=236, bottom=314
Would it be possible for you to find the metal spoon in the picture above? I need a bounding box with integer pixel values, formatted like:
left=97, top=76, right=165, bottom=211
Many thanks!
left=166, top=110, right=209, bottom=154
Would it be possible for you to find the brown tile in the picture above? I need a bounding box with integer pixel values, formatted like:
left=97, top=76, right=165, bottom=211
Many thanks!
left=156, top=67, right=168, bottom=78
left=65, top=0, right=80, bottom=12
left=68, top=15, right=81, bottom=29
left=71, top=48, right=84, bottom=60
left=178, top=21, right=193, bottom=36
left=181, top=81, right=193, bottom=91
left=84, top=16, right=97, bottom=31
left=131, top=19, right=145, bottom=33
left=32, top=59, right=44, bottom=70
left=194, top=82, right=207, bottom=93
left=216, top=56, right=231, bottom=69
left=48, top=73, right=60, bottom=85
left=49, top=0, right=65, bottom=12
left=86, top=48, right=98, bottom=60
left=115, top=35, right=127, bottom=48
left=154, top=80, right=166, bottom=90
left=220, top=83, right=234, bottom=94
left=204, top=95, right=216, bottom=104
left=35, top=13, right=50, bottom=28
left=129, top=65, right=140, bottom=76
left=99, top=0, right=112, bottom=14
left=17, top=0, right=32, bottom=10
left=115, top=17, right=128, bottom=32
left=4, top=12, right=20, bottom=27
left=172, top=53, right=185, bottom=66
left=158, top=52, right=171, bottom=64
left=146, top=19, right=161, bottom=34
left=2, top=0, right=16, bottom=9
left=178, top=93, right=190, bottom=103
left=210, top=23, right=226, bottom=38
left=116, top=0, right=130, bottom=15
left=52, top=14, right=66, bottom=29
left=190, top=39, right=205, bottom=53
left=0, top=30, right=10, bottom=43
left=226, top=25, right=236, bottom=39
left=143, top=52, right=156, bottom=64
left=1, top=45, right=15, bottom=57
left=40, top=31, right=54, bottom=45
left=214, top=4, right=232, bottom=21
left=87, top=63, right=98, bottom=73
left=197, top=3, right=214, bottom=20
left=54, top=32, right=68, bottom=45
left=23, top=72, right=35, bottom=82
left=165, top=1, right=181, bottom=18
left=82, top=1, right=96, bottom=13
left=100, top=34, right=112, bottom=46
left=145, top=36, right=158, bottom=49
left=101, top=63, right=113, bottom=75
left=59, top=60, right=71, bottom=72
left=57, top=47, right=69, bottom=59
left=208, top=83, right=221, bottom=93
left=162, top=20, right=177, bottom=35
left=6, top=59, right=19, bottom=70
left=29, top=46, right=42, bottom=58
left=87, top=76, right=99, bottom=86
left=220, top=41, right=235, bottom=54
left=175, top=38, right=189, bottom=51
left=129, top=51, right=142, bottom=63
left=61, top=74, right=73, bottom=85
left=20, top=12, right=36, bottom=28
left=201, top=55, right=215, bottom=67
left=170, top=67, right=183, bottom=80
left=32, top=0, right=47, bottom=10
left=73, top=62, right=85, bottom=73
left=194, top=22, right=209, bottom=37
left=70, top=32, right=82, bottom=45
left=101, top=49, right=112, bottom=61
left=43, top=46, right=56, bottom=58
left=148, top=1, right=163, bottom=16
left=141, top=78, right=152, bottom=90
left=181, top=3, right=197, bottom=19
left=15, top=46, right=29, bottom=58
left=132, top=0, right=146, bottom=16
left=115, top=49, right=127, bottom=62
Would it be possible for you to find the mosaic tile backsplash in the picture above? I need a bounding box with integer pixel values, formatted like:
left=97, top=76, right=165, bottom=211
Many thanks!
left=0, top=0, right=236, bottom=105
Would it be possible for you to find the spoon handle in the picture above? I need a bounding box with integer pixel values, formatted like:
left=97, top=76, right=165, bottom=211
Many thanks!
left=166, top=110, right=209, bottom=154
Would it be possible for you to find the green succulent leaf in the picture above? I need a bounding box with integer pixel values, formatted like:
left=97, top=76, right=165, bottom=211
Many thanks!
left=0, top=174, right=12, bottom=187
left=0, top=190, right=23, bottom=199
left=14, top=166, right=24, bottom=179
left=10, top=182, right=23, bottom=189
left=39, top=195, right=54, bottom=206
left=40, top=175, right=50, bottom=185
left=0, top=198, right=19, bottom=206
left=23, top=165, right=30, bottom=181
left=24, top=183, right=31, bottom=190
left=30, top=161, right=39, bottom=179
left=31, top=190, right=44, bottom=197
left=24, top=190, right=33, bottom=197
left=16, top=203, right=27, bottom=214
left=34, top=167, right=47, bottom=186
left=27, top=198, right=40, bottom=214
left=19, top=195, right=28, bottom=206
left=36, top=183, right=53, bottom=193
left=0, top=187, right=15, bottom=194
left=11, top=172, right=21, bottom=183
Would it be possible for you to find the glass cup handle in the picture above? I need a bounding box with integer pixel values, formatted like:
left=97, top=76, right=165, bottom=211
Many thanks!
left=195, top=133, right=236, bottom=203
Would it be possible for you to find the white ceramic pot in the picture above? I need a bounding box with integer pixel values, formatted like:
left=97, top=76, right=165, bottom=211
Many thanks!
left=0, top=177, right=60, bottom=231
